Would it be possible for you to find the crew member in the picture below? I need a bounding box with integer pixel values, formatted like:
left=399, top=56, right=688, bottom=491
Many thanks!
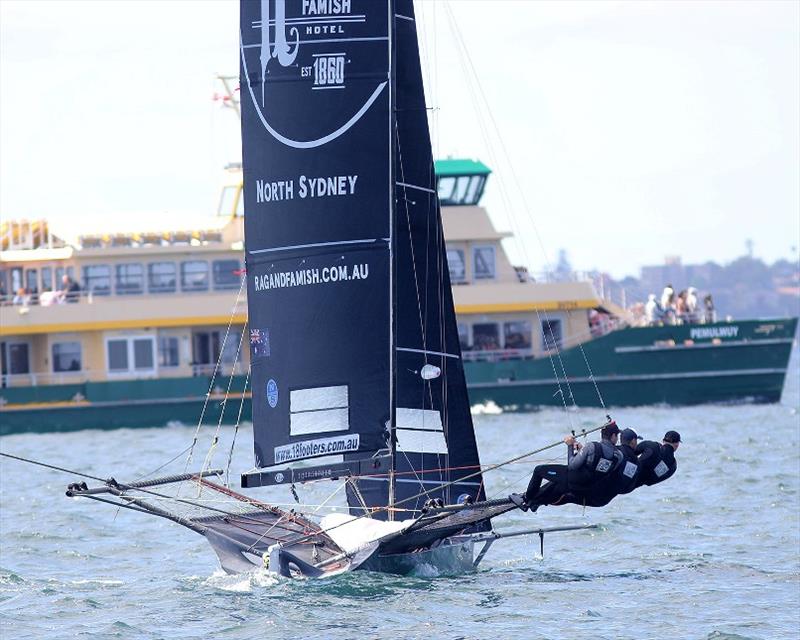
left=635, top=430, right=681, bottom=487
left=614, top=428, right=642, bottom=495
left=509, top=421, right=623, bottom=511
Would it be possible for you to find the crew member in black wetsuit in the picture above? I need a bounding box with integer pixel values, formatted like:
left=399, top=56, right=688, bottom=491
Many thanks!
left=509, top=422, right=623, bottom=511
left=614, top=428, right=643, bottom=495
left=635, top=430, right=680, bottom=487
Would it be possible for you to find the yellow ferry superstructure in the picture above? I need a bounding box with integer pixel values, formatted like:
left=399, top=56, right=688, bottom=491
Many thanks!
left=2, top=159, right=793, bottom=434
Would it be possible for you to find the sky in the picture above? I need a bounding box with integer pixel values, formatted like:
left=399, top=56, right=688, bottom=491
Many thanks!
left=1, top=0, right=798, bottom=279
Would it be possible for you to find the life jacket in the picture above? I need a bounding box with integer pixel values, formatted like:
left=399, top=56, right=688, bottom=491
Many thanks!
left=613, top=444, right=640, bottom=494
left=637, top=441, right=677, bottom=486
left=570, top=440, right=622, bottom=491
left=588, top=440, right=622, bottom=475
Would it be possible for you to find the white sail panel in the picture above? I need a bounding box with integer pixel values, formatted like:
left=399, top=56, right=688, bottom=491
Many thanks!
left=396, top=408, right=443, bottom=431
left=291, top=385, right=349, bottom=412
left=396, top=429, right=448, bottom=455
left=290, top=409, right=349, bottom=436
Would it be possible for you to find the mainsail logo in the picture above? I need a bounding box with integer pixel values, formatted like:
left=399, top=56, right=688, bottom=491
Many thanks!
left=241, top=0, right=388, bottom=149
left=266, top=379, right=279, bottom=408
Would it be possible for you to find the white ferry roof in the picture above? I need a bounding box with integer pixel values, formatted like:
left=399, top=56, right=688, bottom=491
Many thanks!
left=454, top=280, right=600, bottom=313
left=442, top=206, right=511, bottom=242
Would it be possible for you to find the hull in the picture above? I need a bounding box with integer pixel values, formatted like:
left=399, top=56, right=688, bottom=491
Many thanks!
left=1, top=318, right=796, bottom=434
left=465, top=317, right=797, bottom=409
left=356, top=539, right=476, bottom=576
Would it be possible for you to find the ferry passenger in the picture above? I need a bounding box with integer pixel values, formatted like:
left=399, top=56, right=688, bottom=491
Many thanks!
left=703, top=294, right=715, bottom=324
left=509, top=422, right=623, bottom=511
left=675, top=290, right=688, bottom=323
left=660, top=284, right=675, bottom=313
left=634, top=430, right=680, bottom=487
left=644, top=294, right=659, bottom=325
left=61, top=275, right=81, bottom=303
left=686, top=287, right=699, bottom=323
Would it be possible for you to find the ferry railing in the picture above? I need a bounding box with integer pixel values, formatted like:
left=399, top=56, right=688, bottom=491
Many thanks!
left=628, top=309, right=718, bottom=327
left=0, top=362, right=249, bottom=390
left=461, top=348, right=535, bottom=363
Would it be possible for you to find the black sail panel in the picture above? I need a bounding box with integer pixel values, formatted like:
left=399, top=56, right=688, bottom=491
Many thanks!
left=353, top=0, right=486, bottom=518
left=240, top=1, right=392, bottom=469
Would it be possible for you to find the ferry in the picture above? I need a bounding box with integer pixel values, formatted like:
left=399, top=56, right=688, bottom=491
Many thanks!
left=1, top=159, right=796, bottom=434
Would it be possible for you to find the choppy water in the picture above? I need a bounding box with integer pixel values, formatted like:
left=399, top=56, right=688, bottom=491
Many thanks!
left=2, top=358, right=799, bottom=640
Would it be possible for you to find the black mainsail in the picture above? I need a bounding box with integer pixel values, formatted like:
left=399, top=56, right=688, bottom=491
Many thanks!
left=240, top=0, right=485, bottom=519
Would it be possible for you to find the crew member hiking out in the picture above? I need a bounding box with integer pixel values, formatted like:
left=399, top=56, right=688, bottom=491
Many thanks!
left=635, top=430, right=681, bottom=487
left=509, top=421, right=623, bottom=511
left=614, top=428, right=643, bottom=495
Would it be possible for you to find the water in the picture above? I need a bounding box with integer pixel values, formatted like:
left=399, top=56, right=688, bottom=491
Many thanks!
left=2, top=361, right=798, bottom=640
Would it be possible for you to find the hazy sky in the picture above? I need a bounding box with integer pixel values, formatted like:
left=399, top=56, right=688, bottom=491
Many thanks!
left=1, top=0, right=797, bottom=278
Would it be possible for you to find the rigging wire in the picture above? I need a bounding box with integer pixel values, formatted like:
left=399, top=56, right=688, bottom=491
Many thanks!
left=286, top=422, right=608, bottom=548
left=198, top=316, right=248, bottom=489
left=439, top=4, right=575, bottom=424
left=442, top=1, right=607, bottom=411
left=225, top=365, right=252, bottom=487
left=183, top=275, right=247, bottom=473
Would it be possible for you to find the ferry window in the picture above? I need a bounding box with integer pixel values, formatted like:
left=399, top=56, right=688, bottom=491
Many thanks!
left=473, top=246, right=496, bottom=280
left=213, top=260, right=241, bottom=290
left=541, top=319, right=562, bottom=351
left=465, top=176, right=484, bottom=205
left=181, top=261, right=209, bottom=292
left=107, top=339, right=129, bottom=372
left=437, top=176, right=456, bottom=203
left=82, top=265, right=111, bottom=296
left=221, top=329, right=242, bottom=364
left=7, top=343, right=30, bottom=375
left=218, top=185, right=238, bottom=217
left=158, top=337, right=179, bottom=367
left=10, top=267, right=23, bottom=294
left=52, top=342, right=82, bottom=372
left=0, top=270, right=8, bottom=301
left=25, top=269, right=38, bottom=294
left=473, top=323, right=500, bottom=350
left=41, top=267, right=53, bottom=292
left=454, top=176, right=470, bottom=203
left=446, top=249, right=466, bottom=283
left=457, top=324, right=470, bottom=350
left=116, top=263, right=144, bottom=295
left=504, top=321, right=532, bottom=349
left=133, top=338, right=155, bottom=370
left=236, top=187, right=244, bottom=217
left=148, top=262, right=176, bottom=293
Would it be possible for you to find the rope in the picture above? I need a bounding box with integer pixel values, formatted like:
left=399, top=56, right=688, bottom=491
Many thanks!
left=183, top=276, right=247, bottom=472
left=225, top=365, right=251, bottom=487
left=442, top=2, right=608, bottom=411
left=288, top=422, right=608, bottom=548
left=0, top=452, right=108, bottom=482
left=199, top=318, right=248, bottom=483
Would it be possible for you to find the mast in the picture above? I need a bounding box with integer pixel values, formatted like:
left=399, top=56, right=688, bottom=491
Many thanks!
left=387, top=0, right=398, bottom=521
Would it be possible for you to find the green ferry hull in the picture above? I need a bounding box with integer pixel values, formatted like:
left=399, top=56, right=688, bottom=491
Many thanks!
left=466, top=317, right=797, bottom=409
left=0, top=318, right=796, bottom=435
